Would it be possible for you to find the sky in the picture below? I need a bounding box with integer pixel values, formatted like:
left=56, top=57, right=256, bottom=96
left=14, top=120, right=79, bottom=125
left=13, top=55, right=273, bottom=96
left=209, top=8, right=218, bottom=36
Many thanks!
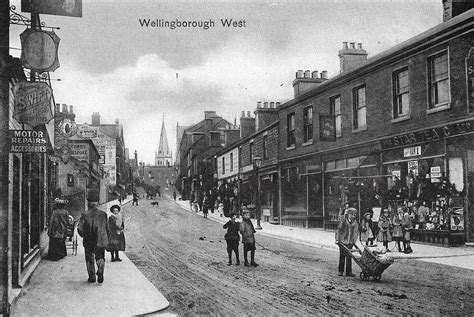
left=9, top=0, right=443, bottom=165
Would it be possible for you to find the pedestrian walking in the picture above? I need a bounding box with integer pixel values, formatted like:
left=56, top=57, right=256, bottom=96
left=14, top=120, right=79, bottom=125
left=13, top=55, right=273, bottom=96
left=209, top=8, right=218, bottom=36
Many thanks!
left=202, top=193, right=209, bottom=218
left=377, top=208, right=393, bottom=252
left=223, top=214, right=240, bottom=265
left=173, top=190, right=177, bottom=201
left=77, top=190, right=110, bottom=283
left=107, top=204, right=126, bottom=262
left=335, top=207, right=359, bottom=277
left=118, top=194, right=123, bottom=206
left=360, top=211, right=375, bottom=246
left=239, top=208, right=258, bottom=267
left=46, top=197, right=70, bottom=261
left=392, top=206, right=405, bottom=252
left=132, top=191, right=139, bottom=206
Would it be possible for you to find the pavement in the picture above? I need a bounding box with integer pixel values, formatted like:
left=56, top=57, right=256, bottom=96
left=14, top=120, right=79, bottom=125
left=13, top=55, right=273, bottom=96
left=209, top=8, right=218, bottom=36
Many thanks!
left=11, top=197, right=172, bottom=317
left=171, top=196, right=474, bottom=271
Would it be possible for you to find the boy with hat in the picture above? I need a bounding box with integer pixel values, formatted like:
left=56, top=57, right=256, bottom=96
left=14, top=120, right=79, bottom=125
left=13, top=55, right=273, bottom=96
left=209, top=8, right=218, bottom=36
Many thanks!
left=239, top=207, right=258, bottom=267
left=78, top=190, right=109, bottom=283
left=335, top=207, right=359, bottom=277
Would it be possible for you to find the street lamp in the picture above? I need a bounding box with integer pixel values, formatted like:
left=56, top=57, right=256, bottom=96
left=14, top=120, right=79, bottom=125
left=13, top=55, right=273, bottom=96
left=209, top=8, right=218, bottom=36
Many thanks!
left=253, top=155, right=263, bottom=230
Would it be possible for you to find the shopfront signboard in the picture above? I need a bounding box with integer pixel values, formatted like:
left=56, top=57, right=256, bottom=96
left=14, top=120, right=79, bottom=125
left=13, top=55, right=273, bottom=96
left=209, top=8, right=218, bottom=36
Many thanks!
left=70, top=143, right=89, bottom=162
left=20, top=28, right=60, bottom=73
left=9, top=129, right=50, bottom=153
left=403, top=146, right=421, bottom=158
left=467, top=47, right=474, bottom=113
left=381, top=119, right=474, bottom=149
left=13, top=81, right=53, bottom=127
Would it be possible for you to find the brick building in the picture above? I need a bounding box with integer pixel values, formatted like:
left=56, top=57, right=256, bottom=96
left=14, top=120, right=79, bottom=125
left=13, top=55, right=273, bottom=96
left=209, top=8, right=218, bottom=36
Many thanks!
left=277, top=7, right=474, bottom=245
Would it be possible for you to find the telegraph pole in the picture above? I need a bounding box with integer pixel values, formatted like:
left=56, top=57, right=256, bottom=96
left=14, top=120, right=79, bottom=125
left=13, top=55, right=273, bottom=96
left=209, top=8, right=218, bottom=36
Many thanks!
left=0, top=0, right=10, bottom=314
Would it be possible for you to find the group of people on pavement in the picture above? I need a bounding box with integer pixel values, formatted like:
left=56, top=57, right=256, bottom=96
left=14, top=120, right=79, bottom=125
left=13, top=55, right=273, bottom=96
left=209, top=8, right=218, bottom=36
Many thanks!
left=46, top=190, right=127, bottom=284
left=336, top=203, right=414, bottom=277
left=223, top=208, right=259, bottom=267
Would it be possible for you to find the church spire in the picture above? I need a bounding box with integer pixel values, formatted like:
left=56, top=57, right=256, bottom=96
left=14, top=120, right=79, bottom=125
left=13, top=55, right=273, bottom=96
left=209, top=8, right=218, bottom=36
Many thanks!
left=155, top=114, right=172, bottom=166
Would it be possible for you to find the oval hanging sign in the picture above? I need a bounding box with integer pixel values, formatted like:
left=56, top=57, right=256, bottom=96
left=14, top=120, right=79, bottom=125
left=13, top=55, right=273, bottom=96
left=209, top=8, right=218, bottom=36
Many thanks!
left=20, top=28, right=60, bottom=72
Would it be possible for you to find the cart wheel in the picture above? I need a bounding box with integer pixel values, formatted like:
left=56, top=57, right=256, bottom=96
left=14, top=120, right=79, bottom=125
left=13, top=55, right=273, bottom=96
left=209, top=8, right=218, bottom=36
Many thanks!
left=360, top=272, right=365, bottom=281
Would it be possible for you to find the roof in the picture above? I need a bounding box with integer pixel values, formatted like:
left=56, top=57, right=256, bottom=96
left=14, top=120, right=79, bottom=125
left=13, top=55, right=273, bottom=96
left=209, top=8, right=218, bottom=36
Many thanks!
left=279, top=8, right=474, bottom=111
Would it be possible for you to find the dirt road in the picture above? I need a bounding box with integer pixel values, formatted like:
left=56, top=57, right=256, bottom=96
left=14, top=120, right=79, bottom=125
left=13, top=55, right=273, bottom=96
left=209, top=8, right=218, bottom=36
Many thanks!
left=124, top=197, right=473, bottom=315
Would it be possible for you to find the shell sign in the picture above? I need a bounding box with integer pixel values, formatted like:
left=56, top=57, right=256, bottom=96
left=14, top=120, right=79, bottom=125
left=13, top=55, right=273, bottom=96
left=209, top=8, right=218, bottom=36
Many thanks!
left=13, top=81, right=54, bottom=127
left=20, top=28, right=60, bottom=73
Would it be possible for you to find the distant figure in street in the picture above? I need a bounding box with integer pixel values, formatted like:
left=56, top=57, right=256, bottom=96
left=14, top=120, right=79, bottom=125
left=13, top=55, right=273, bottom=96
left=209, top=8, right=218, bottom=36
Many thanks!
left=402, top=208, right=414, bottom=254
left=78, top=190, right=110, bottom=283
left=223, top=214, right=240, bottom=265
left=202, top=193, right=209, bottom=218
left=132, top=191, right=139, bottom=206
left=46, top=197, right=70, bottom=261
left=239, top=208, right=258, bottom=267
left=107, top=204, right=126, bottom=262
left=360, top=212, right=375, bottom=246
left=335, top=207, right=359, bottom=277
left=118, top=194, right=123, bottom=206
left=173, top=190, right=177, bottom=201
left=377, top=209, right=393, bottom=252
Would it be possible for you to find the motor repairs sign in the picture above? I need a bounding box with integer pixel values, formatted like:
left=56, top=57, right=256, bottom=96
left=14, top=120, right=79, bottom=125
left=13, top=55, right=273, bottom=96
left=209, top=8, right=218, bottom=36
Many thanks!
left=9, top=129, right=51, bottom=153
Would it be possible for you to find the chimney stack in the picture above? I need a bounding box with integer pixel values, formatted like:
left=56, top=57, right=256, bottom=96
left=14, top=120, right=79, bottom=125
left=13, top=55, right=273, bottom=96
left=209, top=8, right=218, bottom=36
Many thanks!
left=92, top=112, right=101, bottom=126
left=240, top=111, right=256, bottom=139
left=293, top=69, right=329, bottom=97
left=254, top=101, right=279, bottom=131
left=442, top=0, right=474, bottom=21
left=338, top=41, right=368, bottom=73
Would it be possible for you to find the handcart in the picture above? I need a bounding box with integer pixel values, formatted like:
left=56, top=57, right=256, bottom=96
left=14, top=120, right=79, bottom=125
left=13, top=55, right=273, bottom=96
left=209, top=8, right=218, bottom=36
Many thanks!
left=338, top=243, right=393, bottom=281
left=66, top=215, right=78, bottom=256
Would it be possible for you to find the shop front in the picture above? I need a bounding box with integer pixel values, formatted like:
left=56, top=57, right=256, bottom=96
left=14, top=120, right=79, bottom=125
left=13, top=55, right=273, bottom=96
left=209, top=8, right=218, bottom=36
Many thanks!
left=380, top=120, right=474, bottom=245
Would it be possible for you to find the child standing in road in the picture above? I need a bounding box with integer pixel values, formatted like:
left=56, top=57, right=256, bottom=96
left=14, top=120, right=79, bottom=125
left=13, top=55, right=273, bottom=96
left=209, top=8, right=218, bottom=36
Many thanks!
left=392, top=207, right=405, bottom=252
left=360, top=212, right=375, bottom=246
left=223, top=214, right=240, bottom=265
left=377, top=209, right=392, bottom=252
left=239, top=208, right=258, bottom=267
left=202, top=193, right=209, bottom=218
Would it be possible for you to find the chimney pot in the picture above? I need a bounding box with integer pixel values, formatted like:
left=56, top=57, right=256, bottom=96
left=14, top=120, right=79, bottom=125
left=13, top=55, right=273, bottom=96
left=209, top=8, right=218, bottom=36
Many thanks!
left=247, top=111, right=251, bottom=117
left=115, top=118, right=119, bottom=124
left=304, top=70, right=310, bottom=78
left=263, top=102, right=268, bottom=108
left=343, top=41, right=348, bottom=49
left=350, top=42, right=356, bottom=49
left=296, top=70, right=303, bottom=78
left=270, top=102, right=275, bottom=108
left=257, top=101, right=262, bottom=108
left=62, top=104, right=68, bottom=113
left=241, top=111, right=245, bottom=118
left=311, top=70, right=318, bottom=79
left=55, top=103, right=60, bottom=113
left=276, top=102, right=281, bottom=107
left=69, top=105, right=74, bottom=113
left=321, top=70, right=328, bottom=79
left=358, top=43, right=363, bottom=49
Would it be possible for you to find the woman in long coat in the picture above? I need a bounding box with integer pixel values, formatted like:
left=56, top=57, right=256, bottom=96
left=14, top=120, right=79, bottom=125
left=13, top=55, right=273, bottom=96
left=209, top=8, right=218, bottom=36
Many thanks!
left=47, top=198, right=70, bottom=261
left=107, top=205, right=126, bottom=262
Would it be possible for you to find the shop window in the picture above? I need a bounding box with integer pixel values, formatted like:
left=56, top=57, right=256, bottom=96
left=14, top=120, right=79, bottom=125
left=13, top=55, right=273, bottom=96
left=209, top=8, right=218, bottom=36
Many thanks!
left=335, top=159, right=346, bottom=170
left=325, top=160, right=335, bottom=171
left=352, top=85, right=367, bottom=130
left=67, top=174, right=74, bottom=187
left=428, top=50, right=450, bottom=109
left=347, top=157, right=359, bottom=168
left=392, top=67, right=410, bottom=119
left=303, top=106, right=313, bottom=143
left=330, top=95, right=342, bottom=138
left=286, top=112, right=296, bottom=148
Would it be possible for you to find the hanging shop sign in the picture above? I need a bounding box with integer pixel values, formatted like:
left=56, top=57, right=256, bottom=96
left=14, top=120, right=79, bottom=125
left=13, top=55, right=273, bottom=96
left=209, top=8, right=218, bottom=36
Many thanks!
left=21, top=0, right=82, bottom=18
left=13, top=81, right=53, bottom=127
left=56, top=118, right=77, bottom=138
left=319, top=114, right=336, bottom=142
left=403, top=146, right=421, bottom=158
left=20, top=28, right=60, bottom=72
left=381, top=119, right=474, bottom=149
left=467, top=47, right=474, bottom=113
left=9, top=129, right=51, bottom=153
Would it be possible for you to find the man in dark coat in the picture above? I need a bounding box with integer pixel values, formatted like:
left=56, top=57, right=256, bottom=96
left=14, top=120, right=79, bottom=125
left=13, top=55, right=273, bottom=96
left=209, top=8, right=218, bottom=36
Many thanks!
left=223, top=214, right=240, bottom=265
left=78, top=190, right=109, bottom=283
